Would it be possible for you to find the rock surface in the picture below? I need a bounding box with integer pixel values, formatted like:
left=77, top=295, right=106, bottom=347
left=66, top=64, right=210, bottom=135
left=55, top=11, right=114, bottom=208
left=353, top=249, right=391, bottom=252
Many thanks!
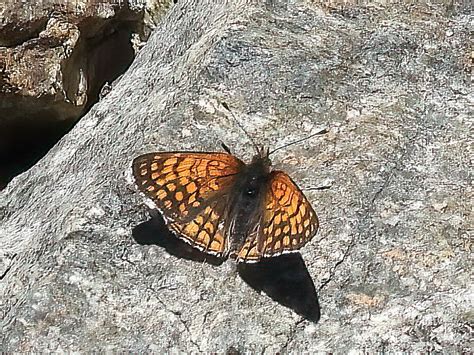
left=0, top=1, right=472, bottom=352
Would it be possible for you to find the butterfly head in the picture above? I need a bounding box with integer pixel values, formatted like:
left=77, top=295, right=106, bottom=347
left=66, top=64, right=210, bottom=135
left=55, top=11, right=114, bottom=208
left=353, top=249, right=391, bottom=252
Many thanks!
left=252, top=146, right=271, bottom=169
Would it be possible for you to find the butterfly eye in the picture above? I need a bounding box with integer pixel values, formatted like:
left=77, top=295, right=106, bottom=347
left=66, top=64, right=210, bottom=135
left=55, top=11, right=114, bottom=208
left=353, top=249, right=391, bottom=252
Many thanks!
left=246, top=188, right=257, bottom=196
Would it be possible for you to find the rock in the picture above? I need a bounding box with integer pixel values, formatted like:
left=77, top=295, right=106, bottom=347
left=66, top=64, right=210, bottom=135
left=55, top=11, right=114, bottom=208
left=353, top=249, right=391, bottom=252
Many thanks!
left=0, top=0, right=173, bottom=188
left=0, top=1, right=472, bottom=352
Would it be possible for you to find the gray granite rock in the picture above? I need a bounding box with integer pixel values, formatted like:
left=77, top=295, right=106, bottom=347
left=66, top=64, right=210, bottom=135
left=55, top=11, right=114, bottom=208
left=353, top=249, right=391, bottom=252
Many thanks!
left=0, top=1, right=472, bottom=352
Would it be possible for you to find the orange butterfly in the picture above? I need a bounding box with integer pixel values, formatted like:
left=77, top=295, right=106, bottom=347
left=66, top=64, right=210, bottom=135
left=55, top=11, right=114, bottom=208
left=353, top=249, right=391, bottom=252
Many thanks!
left=132, top=144, right=319, bottom=263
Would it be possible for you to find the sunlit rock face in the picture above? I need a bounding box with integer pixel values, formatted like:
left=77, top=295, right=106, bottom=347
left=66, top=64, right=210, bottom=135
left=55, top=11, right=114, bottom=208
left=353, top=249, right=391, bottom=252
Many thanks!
left=0, top=1, right=472, bottom=353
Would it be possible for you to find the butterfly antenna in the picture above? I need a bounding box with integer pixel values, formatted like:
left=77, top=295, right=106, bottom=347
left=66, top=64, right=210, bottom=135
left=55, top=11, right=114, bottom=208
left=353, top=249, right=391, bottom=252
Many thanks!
left=269, top=127, right=328, bottom=155
left=221, top=102, right=260, bottom=154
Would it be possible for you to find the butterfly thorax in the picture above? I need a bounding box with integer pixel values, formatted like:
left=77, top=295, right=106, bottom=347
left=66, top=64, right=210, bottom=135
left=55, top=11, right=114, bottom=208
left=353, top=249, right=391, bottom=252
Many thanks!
left=242, top=152, right=271, bottom=192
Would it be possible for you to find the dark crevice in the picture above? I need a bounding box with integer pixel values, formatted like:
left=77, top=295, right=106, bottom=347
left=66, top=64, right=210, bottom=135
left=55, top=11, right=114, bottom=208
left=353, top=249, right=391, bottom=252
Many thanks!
left=0, top=12, right=142, bottom=190
left=0, top=254, right=17, bottom=281
left=0, top=17, right=48, bottom=47
left=318, top=235, right=354, bottom=292
left=68, top=9, right=143, bottom=112
left=0, top=116, right=75, bottom=190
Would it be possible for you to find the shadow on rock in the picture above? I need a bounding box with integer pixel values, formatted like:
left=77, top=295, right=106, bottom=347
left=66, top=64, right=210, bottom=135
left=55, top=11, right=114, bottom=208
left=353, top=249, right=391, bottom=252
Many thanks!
left=132, top=213, right=224, bottom=266
left=132, top=213, right=320, bottom=323
left=238, top=254, right=320, bottom=323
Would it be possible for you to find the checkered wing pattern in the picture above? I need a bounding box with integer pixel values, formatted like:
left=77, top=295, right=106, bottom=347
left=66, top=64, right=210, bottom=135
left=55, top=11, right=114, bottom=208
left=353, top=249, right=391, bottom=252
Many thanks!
left=237, top=171, right=318, bottom=261
left=132, top=152, right=243, bottom=256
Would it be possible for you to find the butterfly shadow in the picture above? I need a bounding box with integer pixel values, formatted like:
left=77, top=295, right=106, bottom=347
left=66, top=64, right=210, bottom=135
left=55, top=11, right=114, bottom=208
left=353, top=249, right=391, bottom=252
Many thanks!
left=132, top=212, right=320, bottom=323
left=132, top=211, right=225, bottom=266
left=238, top=253, right=320, bottom=323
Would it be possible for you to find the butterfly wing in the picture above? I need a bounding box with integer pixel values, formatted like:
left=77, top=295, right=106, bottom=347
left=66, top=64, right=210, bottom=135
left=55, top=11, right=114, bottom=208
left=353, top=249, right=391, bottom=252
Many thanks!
left=237, top=171, right=318, bottom=262
left=132, top=152, right=244, bottom=256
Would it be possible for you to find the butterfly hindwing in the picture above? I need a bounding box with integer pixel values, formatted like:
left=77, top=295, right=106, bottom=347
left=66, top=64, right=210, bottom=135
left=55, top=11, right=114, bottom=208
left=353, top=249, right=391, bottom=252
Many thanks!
left=169, top=198, right=229, bottom=256
left=236, top=171, right=318, bottom=262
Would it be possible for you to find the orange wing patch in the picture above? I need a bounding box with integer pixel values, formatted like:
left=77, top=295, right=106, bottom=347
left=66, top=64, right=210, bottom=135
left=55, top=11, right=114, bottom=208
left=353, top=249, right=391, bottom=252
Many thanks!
left=132, top=152, right=242, bottom=222
left=258, top=171, right=318, bottom=258
left=236, top=237, right=261, bottom=262
left=169, top=202, right=228, bottom=256
left=132, top=152, right=243, bottom=256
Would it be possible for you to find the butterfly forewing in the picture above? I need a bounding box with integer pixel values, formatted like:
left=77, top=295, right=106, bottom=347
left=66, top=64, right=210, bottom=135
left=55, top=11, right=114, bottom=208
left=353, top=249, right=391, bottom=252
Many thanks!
left=235, top=171, right=318, bottom=262
left=132, top=152, right=243, bottom=254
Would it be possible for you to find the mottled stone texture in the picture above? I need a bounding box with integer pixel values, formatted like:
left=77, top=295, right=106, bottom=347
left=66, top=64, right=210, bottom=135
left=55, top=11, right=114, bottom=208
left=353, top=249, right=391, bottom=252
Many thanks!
left=0, top=1, right=472, bottom=352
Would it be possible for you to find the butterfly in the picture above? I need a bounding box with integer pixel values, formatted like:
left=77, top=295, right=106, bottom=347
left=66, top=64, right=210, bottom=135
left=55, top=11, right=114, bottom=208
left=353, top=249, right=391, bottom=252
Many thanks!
left=132, top=143, right=319, bottom=263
